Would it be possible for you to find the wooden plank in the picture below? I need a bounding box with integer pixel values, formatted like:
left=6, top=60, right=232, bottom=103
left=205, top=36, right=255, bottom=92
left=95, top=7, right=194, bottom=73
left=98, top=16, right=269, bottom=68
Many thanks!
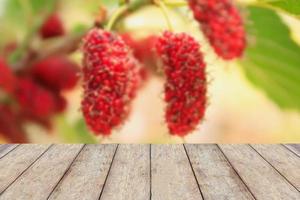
left=0, top=144, right=50, bottom=193
left=0, top=144, right=19, bottom=159
left=251, top=144, right=300, bottom=191
left=284, top=144, right=300, bottom=157
left=0, top=144, right=83, bottom=200
left=219, top=144, right=300, bottom=199
left=151, top=145, right=203, bottom=200
left=48, top=144, right=117, bottom=200
left=100, top=145, right=150, bottom=200
left=185, top=144, right=254, bottom=200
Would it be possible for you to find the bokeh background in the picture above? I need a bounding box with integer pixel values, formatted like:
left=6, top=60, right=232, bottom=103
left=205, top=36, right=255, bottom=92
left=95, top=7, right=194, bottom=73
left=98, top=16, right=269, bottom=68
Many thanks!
left=0, top=0, right=300, bottom=143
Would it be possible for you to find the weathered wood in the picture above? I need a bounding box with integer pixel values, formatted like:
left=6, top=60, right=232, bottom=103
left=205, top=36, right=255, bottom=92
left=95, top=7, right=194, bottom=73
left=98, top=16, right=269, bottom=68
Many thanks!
left=284, top=144, right=300, bottom=157
left=100, top=145, right=150, bottom=200
left=219, top=144, right=300, bottom=200
left=251, top=144, right=300, bottom=191
left=0, top=144, right=19, bottom=159
left=0, top=144, right=50, bottom=193
left=0, top=144, right=83, bottom=200
left=0, top=144, right=299, bottom=199
left=48, top=144, right=117, bottom=200
left=151, top=144, right=203, bottom=200
left=185, top=144, right=254, bottom=200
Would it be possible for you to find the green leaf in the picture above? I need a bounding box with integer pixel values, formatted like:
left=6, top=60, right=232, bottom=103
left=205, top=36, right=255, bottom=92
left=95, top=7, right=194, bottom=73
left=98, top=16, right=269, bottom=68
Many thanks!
left=240, top=6, right=300, bottom=110
left=258, top=0, right=300, bottom=16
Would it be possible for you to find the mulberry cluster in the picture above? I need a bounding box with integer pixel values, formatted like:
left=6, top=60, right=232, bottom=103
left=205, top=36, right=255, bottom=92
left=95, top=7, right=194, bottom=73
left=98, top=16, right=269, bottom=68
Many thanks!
left=40, top=13, right=65, bottom=39
left=188, top=0, right=246, bottom=60
left=0, top=105, right=27, bottom=143
left=0, top=11, right=80, bottom=142
left=0, top=57, right=16, bottom=94
left=156, top=31, right=207, bottom=136
left=15, top=78, right=58, bottom=119
left=32, top=56, right=79, bottom=91
left=81, top=28, right=141, bottom=135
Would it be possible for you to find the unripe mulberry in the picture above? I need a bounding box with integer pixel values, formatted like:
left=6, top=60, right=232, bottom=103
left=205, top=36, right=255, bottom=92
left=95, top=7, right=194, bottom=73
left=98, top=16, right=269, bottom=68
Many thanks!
left=0, top=105, right=28, bottom=143
left=40, top=13, right=65, bottom=39
left=188, top=0, right=246, bottom=60
left=156, top=31, right=207, bottom=136
left=0, top=57, right=16, bottom=93
left=14, top=78, right=57, bottom=119
left=31, top=56, right=79, bottom=91
left=81, top=28, right=140, bottom=135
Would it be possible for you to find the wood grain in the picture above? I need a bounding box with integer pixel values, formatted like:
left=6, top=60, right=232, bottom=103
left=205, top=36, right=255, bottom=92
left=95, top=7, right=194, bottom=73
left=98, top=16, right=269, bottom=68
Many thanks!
left=0, top=144, right=50, bottom=193
left=185, top=144, right=254, bottom=200
left=284, top=144, right=300, bottom=157
left=0, top=144, right=19, bottom=159
left=151, top=144, right=203, bottom=200
left=219, top=144, right=300, bottom=200
left=48, top=144, right=117, bottom=200
left=0, top=144, right=299, bottom=199
left=0, top=144, right=83, bottom=200
left=251, top=144, right=300, bottom=191
left=100, top=145, right=150, bottom=200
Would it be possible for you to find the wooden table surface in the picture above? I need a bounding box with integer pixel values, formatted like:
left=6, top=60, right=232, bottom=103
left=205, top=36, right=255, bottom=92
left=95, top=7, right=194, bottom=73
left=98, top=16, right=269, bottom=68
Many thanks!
left=0, top=144, right=299, bottom=200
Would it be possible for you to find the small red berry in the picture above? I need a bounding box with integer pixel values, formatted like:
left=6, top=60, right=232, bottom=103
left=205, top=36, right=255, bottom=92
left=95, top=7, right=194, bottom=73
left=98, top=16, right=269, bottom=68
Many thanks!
left=40, top=13, right=65, bottom=39
left=121, top=33, right=157, bottom=63
left=0, top=105, right=28, bottom=143
left=31, top=56, right=79, bottom=91
left=188, top=0, right=246, bottom=60
left=0, top=57, right=16, bottom=93
left=81, top=28, right=140, bottom=135
left=156, top=31, right=207, bottom=136
left=14, top=78, right=57, bottom=119
left=54, top=94, right=67, bottom=113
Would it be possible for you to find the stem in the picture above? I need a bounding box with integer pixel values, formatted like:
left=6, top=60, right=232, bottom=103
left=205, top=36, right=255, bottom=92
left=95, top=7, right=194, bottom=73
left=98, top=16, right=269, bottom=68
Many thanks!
left=163, top=0, right=187, bottom=7
left=105, top=5, right=129, bottom=31
left=19, top=0, right=33, bottom=23
left=119, top=0, right=128, bottom=5
left=155, top=0, right=173, bottom=31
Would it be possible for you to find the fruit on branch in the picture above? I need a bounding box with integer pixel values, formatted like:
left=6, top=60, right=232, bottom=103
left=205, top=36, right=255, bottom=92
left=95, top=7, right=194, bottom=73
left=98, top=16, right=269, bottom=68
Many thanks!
left=81, top=28, right=141, bottom=136
left=40, top=13, right=65, bottom=39
left=188, top=0, right=246, bottom=60
left=0, top=105, right=28, bottom=143
left=14, top=78, right=58, bottom=119
left=156, top=31, right=207, bottom=136
left=31, top=56, right=79, bottom=91
left=0, top=57, right=16, bottom=94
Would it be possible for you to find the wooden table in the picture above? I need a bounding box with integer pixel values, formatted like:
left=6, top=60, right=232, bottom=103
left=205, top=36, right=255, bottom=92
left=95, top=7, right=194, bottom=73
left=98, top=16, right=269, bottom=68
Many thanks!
left=0, top=144, right=299, bottom=200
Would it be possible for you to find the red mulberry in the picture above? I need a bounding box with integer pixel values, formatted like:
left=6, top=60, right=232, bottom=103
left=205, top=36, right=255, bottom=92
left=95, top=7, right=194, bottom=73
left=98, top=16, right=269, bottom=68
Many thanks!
left=121, top=33, right=157, bottom=79
left=156, top=31, right=207, bottom=136
left=40, top=13, right=65, bottom=39
left=14, top=78, right=57, bottom=119
left=81, top=28, right=140, bottom=135
left=0, top=57, right=16, bottom=93
left=188, top=0, right=246, bottom=60
left=0, top=105, right=28, bottom=143
left=31, top=56, right=79, bottom=91
left=121, top=33, right=157, bottom=63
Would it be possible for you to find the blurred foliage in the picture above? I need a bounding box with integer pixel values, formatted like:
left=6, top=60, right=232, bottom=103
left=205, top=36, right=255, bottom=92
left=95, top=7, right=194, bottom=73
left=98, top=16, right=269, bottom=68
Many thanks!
left=241, top=6, right=300, bottom=110
left=0, top=0, right=56, bottom=43
left=55, top=116, right=97, bottom=143
left=259, top=0, right=300, bottom=16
